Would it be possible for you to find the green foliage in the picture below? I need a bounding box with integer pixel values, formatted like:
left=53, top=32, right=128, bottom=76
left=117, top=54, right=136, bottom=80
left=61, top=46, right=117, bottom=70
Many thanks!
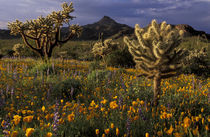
left=105, top=46, right=135, bottom=68
left=88, top=60, right=104, bottom=71
left=183, top=48, right=210, bottom=77
left=52, top=40, right=95, bottom=61
left=51, top=78, right=82, bottom=101
left=29, top=62, right=55, bottom=75
left=12, top=43, right=38, bottom=58
left=87, top=70, right=111, bottom=85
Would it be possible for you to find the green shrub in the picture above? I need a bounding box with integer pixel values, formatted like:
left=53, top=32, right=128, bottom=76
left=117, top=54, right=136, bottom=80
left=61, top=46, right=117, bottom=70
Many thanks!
left=88, top=60, right=104, bottom=71
left=29, top=62, right=56, bottom=75
left=87, top=70, right=111, bottom=85
left=183, top=48, right=210, bottom=77
left=51, top=78, right=82, bottom=101
left=105, top=47, right=135, bottom=68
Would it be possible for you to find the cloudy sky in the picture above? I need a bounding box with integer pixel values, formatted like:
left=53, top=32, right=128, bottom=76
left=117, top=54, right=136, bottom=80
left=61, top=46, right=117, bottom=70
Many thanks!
left=0, top=0, right=210, bottom=33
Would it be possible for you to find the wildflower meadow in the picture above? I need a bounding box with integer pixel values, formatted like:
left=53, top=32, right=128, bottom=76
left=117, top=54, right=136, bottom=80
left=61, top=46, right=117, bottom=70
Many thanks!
left=0, top=58, right=209, bottom=137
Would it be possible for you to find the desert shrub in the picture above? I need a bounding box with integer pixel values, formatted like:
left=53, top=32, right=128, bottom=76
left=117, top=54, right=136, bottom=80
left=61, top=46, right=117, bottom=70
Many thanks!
left=88, top=60, right=105, bottom=71
left=51, top=78, right=82, bottom=101
left=183, top=48, right=210, bottom=77
left=29, top=62, right=56, bottom=75
left=1, top=49, right=15, bottom=57
left=105, top=47, right=135, bottom=68
left=87, top=70, right=111, bottom=86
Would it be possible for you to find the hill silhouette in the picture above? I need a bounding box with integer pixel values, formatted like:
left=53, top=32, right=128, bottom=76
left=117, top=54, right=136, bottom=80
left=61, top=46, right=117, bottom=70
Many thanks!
left=1, top=16, right=210, bottom=40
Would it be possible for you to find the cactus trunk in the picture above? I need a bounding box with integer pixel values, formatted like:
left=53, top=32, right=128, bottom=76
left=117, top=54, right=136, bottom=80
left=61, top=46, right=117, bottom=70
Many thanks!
left=153, top=75, right=161, bottom=106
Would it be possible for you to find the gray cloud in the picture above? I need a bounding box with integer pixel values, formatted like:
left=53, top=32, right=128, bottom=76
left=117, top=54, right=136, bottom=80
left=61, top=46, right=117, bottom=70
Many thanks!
left=0, top=0, right=209, bottom=33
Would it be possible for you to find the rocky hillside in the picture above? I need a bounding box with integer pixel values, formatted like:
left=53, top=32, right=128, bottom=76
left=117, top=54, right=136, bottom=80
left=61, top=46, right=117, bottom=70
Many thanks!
left=61, top=16, right=134, bottom=40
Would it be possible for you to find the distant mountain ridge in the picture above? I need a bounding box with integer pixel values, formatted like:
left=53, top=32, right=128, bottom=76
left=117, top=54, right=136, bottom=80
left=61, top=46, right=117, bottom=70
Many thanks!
left=0, top=29, right=20, bottom=39
left=1, top=16, right=210, bottom=40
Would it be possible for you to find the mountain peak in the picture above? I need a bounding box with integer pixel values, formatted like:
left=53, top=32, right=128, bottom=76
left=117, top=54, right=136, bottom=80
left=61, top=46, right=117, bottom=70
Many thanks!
left=97, top=16, right=117, bottom=25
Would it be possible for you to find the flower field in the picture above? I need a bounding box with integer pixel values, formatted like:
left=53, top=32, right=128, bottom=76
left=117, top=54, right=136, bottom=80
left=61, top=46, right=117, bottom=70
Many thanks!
left=0, top=58, right=209, bottom=137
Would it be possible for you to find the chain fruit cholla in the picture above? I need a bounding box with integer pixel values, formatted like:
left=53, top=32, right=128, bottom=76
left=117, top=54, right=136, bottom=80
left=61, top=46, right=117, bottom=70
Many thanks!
left=8, top=2, right=82, bottom=61
left=124, top=20, right=186, bottom=106
left=92, top=33, right=118, bottom=64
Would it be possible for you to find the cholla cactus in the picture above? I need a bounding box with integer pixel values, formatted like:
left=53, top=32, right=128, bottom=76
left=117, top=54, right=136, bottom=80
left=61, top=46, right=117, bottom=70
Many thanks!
left=12, top=43, right=25, bottom=58
left=92, top=33, right=118, bottom=64
left=8, top=2, right=82, bottom=61
left=124, top=20, right=186, bottom=106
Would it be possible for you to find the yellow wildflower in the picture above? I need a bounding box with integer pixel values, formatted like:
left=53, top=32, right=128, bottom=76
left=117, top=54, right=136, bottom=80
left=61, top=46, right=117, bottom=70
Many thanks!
left=205, top=125, right=209, bottom=131
left=42, top=106, right=45, bottom=112
left=45, top=132, right=53, bottom=137
left=101, top=99, right=107, bottom=104
left=23, top=115, right=33, bottom=123
left=90, top=100, right=96, bottom=107
left=140, top=100, right=144, bottom=105
left=1, top=120, right=6, bottom=128
left=13, top=115, right=22, bottom=125
left=11, top=131, right=18, bottom=137
left=192, top=126, right=199, bottom=136
left=95, top=129, right=99, bottom=135
left=173, top=132, right=183, bottom=137
left=67, top=112, right=75, bottom=122
left=113, top=96, right=118, bottom=99
left=104, top=128, right=110, bottom=135
left=132, top=101, right=138, bottom=106
left=195, top=116, right=199, bottom=122
left=109, top=101, right=118, bottom=109
left=166, top=125, right=174, bottom=135
left=116, top=127, right=119, bottom=136
left=25, top=128, right=35, bottom=137
left=157, top=130, right=163, bottom=136
left=111, top=123, right=114, bottom=129
left=183, top=117, right=191, bottom=128
left=145, top=132, right=149, bottom=137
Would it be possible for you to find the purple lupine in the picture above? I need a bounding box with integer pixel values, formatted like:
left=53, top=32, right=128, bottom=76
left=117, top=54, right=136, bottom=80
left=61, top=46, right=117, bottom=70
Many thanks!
left=70, top=87, right=74, bottom=99
left=47, top=67, right=50, bottom=76
left=6, top=85, right=9, bottom=97
left=47, top=84, right=52, bottom=100
left=118, top=96, right=123, bottom=108
left=10, top=87, right=14, bottom=101
left=138, top=105, right=146, bottom=121
left=167, top=103, right=170, bottom=111
left=126, top=117, right=131, bottom=137
left=52, top=63, right=55, bottom=73
left=7, top=63, right=10, bottom=73
left=0, top=89, right=5, bottom=107
left=63, top=69, right=66, bottom=77
left=2, top=119, right=11, bottom=137
left=121, top=81, right=126, bottom=91
left=52, top=100, right=60, bottom=136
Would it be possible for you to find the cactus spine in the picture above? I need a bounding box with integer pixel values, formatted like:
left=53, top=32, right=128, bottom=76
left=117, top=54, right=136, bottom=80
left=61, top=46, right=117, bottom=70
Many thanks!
left=124, top=20, right=186, bottom=106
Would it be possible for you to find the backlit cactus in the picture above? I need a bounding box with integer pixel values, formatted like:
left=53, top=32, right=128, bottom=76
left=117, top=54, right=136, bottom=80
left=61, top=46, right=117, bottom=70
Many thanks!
left=124, top=20, right=186, bottom=106
left=92, top=33, right=118, bottom=64
left=12, top=43, right=25, bottom=58
left=8, top=2, right=82, bottom=61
